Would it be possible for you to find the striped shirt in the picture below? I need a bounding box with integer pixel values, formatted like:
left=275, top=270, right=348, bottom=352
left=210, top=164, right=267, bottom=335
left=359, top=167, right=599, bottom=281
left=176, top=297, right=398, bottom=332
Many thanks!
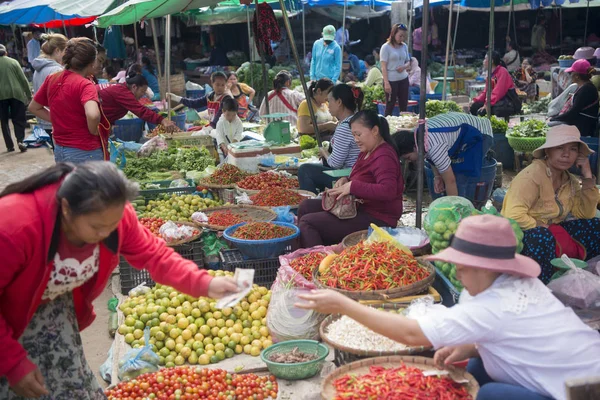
left=328, top=115, right=360, bottom=169
left=259, top=88, right=305, bottom=126
left=426, top=113, right=493, bottom=173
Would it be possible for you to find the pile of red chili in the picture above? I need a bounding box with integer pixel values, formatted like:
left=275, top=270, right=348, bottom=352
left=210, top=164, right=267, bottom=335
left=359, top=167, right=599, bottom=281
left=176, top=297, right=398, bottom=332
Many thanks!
left=207, top=210, right=243, bottom=227
left=333, top=364, right=472, bottom=400
left=204, top=164, right=249, bottom=185
left=290, top=252, right=327, bottom=281
left=251, top=187, right=305, bottom=207
left=319, top=241, right=428, bottom=291
left=237, top=172, right=299, bottom=191
left=231, top=222, right=295, bottom=240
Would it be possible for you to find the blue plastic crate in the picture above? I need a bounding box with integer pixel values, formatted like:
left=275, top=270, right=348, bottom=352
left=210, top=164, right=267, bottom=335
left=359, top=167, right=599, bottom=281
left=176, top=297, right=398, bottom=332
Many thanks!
left=186, top=89, right=206, bottom=99
left=223, top=222, right=299, bottom=259
left=147, top=112, right=187, bottom=132
left=113, top=118, right=144, bottom=142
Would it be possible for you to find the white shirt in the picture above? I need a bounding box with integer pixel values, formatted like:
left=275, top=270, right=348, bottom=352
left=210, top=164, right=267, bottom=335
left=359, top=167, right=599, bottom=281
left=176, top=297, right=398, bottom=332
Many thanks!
left=215, top=115, right=243, bottom=147
left=416, top=274, right=600, bottom=400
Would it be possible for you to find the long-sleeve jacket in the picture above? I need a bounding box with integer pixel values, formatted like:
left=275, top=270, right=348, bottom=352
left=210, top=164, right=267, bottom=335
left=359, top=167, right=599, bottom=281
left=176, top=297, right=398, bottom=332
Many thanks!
left=0, top=182, right=213, bottom=386
left=310, top=39, right=341, bottom=82
left=97, top=83, right=163, bottom=125
left=551, top=82, right=599, bottom=137
left=501, top=159, right=600, bottom=230
left=0, top=55, right=31, bottom=105
left=474, top=65, right=515, bottom=106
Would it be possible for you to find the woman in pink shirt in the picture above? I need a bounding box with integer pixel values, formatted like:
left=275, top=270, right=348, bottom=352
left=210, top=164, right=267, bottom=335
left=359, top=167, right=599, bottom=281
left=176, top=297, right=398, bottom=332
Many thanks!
left=298, top=110, right=404, bottom=247
left=470, top=51, right=519, bottom=118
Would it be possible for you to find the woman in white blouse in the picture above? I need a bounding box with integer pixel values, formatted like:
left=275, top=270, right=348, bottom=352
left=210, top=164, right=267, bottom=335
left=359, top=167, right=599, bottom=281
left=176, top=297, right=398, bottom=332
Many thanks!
left=298, top=214, right=600, bottom=400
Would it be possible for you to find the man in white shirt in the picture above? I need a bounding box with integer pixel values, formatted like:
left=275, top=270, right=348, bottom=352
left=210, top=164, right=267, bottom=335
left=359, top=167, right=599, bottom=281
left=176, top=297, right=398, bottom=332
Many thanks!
left=27, top=31, right=41, bottom=65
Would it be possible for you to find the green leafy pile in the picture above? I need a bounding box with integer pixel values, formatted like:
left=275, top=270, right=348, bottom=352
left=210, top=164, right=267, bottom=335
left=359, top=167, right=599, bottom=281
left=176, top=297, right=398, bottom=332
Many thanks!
left=487, top=115, right=508, bottom=134
left=124, top=147, right=215, bottom=181
left=300, top=135, right=317, bottom=150
left=425, top=100, right=463, bottom=118
left=521, top=96, right=551, bottom=115
left=362, top=85, right=385, bottom=111
left=507, top=119, right=548, bottom=138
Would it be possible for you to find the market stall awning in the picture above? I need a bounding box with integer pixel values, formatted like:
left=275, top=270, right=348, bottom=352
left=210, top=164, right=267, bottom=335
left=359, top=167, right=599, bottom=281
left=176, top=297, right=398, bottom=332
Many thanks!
left=0, top=0, right=116, bottom=25
left=184, top=6, right=300, bottom=25
left=95, top=0, right=222, bottom=27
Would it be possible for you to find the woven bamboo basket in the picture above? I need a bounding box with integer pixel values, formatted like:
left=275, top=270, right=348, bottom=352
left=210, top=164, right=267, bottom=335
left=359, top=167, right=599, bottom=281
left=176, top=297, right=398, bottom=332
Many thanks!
left=194, top=205, right=277, bottom=231
left=164, top=221, right=203, bottom=246
left=251, top=189, right=316, bottom=209
left=313, top=259, right=435, bottom=301
left=320, top=355, right=479, bottom=399
left=341, top=230, right=432, bottom=256
left=320, top=303, right=431, bottom=366
left=235, top=184, right=302, bottom=197
left=160, top=73, right=186, bottom=96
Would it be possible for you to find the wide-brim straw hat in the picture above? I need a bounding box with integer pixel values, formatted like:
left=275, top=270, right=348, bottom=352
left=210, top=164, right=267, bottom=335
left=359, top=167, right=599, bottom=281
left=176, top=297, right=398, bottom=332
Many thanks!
left=532, top=125, right=593, bottom=159
left=427, top=214, right=541, bottom=278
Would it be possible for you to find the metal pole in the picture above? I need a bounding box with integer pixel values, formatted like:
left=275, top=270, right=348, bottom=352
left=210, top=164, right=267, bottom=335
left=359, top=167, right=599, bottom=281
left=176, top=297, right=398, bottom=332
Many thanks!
left=442, top=0, right=454, bottom=100
left=407, top=1, right=413, bottom=51
left=340, top=0, right=347, bottom=77
left=416, top=0, right=429, bottom=229
left=254, top=0, right=270, bottom=114
left=559, top=8, right=563, bottom=50
left=246, top=5, right=254, bottom=89
left=584, top=0, right=590, bottom=46
left=512, top=2, right=518, bottom=48
left=302, top=2, right=306, bottom=59
left=485, top=1, right=495, bottom=118
left=165, top=15, right=172, bottom=121
left=506, top=0, right=513, bottom=40
left=133, top=23, right=139, bottom=63
left=451, top=5, right=460, bottom=68
left=277, top=0, right=322, bottom=144
left=150, top=19, right=164, bottom=102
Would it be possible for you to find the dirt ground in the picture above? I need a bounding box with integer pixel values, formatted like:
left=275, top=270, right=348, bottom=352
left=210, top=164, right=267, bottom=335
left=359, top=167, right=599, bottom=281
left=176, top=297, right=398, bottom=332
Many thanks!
left=0, top=136, right=113, bottom=388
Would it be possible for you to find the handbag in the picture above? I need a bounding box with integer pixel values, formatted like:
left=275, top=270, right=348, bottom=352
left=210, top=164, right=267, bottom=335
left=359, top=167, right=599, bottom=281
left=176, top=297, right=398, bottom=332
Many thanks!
left=321, top=190, right=361, bottom=219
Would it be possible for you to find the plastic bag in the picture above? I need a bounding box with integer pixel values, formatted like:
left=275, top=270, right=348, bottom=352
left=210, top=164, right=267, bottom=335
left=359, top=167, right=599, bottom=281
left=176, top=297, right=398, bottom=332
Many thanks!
left=128, top=283, right=151, bottom=298
left=424, top=196, right=475, bottom=254
left=404, top=295, right=447, bottom=319
left=169, top=179, right=190, bottom=188
left=202, top=232, right=228, bottom=257
left=236, top=192, right=253, bottom=205
left=159, top=221, right=196, bottom=243
left=258, top=153, right=276, bottom=167
left=548, top=259, right=600, bottom=309
left=266, top=287, right=326, bottom=342
left=585, top=254, right=600, bottom=276
left=273, top=206, right=295, bottom=224
left=365, top=224, right=412, bottom=255
left=138, top=136, right=168, bottom=157
left=366, top=226, right=429, bottom=249
left=118, top=328, right=160, bottom=381
left=191, top=211, right=209, bottom=224
left=277, top=245, right=343, bottom=289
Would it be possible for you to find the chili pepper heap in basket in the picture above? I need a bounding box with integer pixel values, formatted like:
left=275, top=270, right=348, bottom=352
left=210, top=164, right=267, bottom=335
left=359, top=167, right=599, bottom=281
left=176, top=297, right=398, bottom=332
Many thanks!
left=237, top=172, right=299, bottom=191
left=231, top=222, right=294, bottom=240
left=208, top=210, right=244, bottom=227
left=251, top=187, right=304, bottom=207
left=290, top=252, right=327, bottom=281
left=204, top=164, right=249, bottom=185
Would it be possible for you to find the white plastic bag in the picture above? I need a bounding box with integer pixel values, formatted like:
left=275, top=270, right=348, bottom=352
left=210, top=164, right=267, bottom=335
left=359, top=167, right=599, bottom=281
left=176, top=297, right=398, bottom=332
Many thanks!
left=266, top=287, right=325, bottom=342
left=159, top=221, right=196, bottom=243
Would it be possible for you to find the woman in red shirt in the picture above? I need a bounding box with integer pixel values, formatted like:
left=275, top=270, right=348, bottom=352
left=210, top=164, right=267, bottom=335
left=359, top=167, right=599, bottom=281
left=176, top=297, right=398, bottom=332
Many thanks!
left=0, top=162, right=238, bottom=398
left=29, top=38, right=105, bottom=164
left=298, top=110, right=404, bottom=247
left=470, top=51, right=519, bottom=118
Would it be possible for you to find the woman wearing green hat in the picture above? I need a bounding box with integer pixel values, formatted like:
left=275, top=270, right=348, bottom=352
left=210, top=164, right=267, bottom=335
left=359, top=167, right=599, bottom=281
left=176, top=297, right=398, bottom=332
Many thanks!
left=310, top=25, right=342, bottom=83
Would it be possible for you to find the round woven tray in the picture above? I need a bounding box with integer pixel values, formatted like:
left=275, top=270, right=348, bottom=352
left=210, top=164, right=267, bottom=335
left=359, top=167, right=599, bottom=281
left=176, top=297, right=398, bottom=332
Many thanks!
left=312, top=258, right=435, bottom=301
left=320, top=355, right=479, bottom=399
left=195, top=205, right=278, bottom=231
left=238, top=187, right=315, bottom=208
left=320, top=303, right=431, bottom=362
left=196, top=179, right=237, bottom=190
left=506, top=135, right=546, bottom=153
left=164, top=221, right=203, bottom=247
left=341, top=230, right=432, bottom=256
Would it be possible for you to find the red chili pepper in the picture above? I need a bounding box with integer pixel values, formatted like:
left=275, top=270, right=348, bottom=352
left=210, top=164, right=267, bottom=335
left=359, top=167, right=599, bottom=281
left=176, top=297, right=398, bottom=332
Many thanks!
left=208, top=210, right=244, bottom=227
left=204, top=164, right=250, bottom=185
left=231, top=222, right=294, bottom=240
left=237, top=172, right=299, bottom=191
left=251, top=187, right=304, bottom=207
left=289, top=252, right=327, bottom=281
left=319, top=241, right=428, bottom=291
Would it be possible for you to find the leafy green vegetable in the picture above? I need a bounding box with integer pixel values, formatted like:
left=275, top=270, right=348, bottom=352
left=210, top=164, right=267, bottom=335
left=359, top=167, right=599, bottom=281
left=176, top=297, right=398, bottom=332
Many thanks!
left=485, top=115, right=508, bottom=134
left=362, top=85, right=385, bottom=111
left=521, top=96, right=551, bottom=115
left=300, top=135, right=317, bottom=150
left=425, top=100, right=463, bottom=118
left=507, top=119, right=548, bottom=138
left=301, top=147, right=320, bottom=158
left=123, top=146, right=215, bottom=181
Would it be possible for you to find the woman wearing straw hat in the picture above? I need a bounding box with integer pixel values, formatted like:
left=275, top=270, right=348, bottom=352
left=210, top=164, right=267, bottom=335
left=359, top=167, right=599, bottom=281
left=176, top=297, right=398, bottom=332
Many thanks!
left=502, top=125, right=600, bottom=283
left=297, top=214, right=600, bottom=400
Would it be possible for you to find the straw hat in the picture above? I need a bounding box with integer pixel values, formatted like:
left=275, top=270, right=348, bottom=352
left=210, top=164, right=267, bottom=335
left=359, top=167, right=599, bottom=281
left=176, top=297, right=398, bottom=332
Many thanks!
left=532, top=125, right=593, bottom=159
left=427, top=215, right=541, bottom=278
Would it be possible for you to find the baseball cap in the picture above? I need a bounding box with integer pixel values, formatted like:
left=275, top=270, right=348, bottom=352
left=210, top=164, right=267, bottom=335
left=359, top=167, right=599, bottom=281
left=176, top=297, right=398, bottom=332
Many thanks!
left=322, top=25, right=335, bottom=42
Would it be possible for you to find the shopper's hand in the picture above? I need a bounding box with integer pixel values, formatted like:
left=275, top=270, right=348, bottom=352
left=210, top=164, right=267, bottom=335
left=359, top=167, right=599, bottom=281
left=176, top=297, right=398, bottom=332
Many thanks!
left=334, top=177, right=349, bottom=188
left=166, top=92, right=182, bottom=103
left=433, top=345, right=476, bottom=369
left=384, top=81, right=392, bottom=94
left=328, top=181, right=352, bottom=200
left=295, top=289, right=351, bottom=314
left=576, top=155, right=593, bottom=179
left=207, top=277, right=240, bottom=299
left=433, top=176, right=445, bottom=194
left=11, top=367, right=48, bottom=398
left=161, top=119, right=175, bottom=127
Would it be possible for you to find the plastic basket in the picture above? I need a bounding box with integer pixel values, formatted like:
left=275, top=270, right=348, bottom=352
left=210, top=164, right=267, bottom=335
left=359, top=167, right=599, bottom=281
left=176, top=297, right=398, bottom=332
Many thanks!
left=138, top=179, right=196, bottom=201
left=223, top=222, right=299, bottom=259
left=186, top=89, right=206, bottom=99
left=506, top=135, right=546, bottom=153
left=558, top=59, right=575, bottom=68
left=119, top=240, right=204, bottom=294
left=219, top=249, right=282, bottom=287
left=260, top=340, right=329, bottom=380
left=113, top=118, right=144, bottom=142
left=147, top=112, right=187, bottom=132
left=492, top=133, right=514, bottom=170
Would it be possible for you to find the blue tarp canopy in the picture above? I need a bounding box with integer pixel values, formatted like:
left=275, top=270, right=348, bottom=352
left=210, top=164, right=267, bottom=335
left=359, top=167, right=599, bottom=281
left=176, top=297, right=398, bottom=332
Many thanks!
left=0, top=0, right=115, bottom=25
